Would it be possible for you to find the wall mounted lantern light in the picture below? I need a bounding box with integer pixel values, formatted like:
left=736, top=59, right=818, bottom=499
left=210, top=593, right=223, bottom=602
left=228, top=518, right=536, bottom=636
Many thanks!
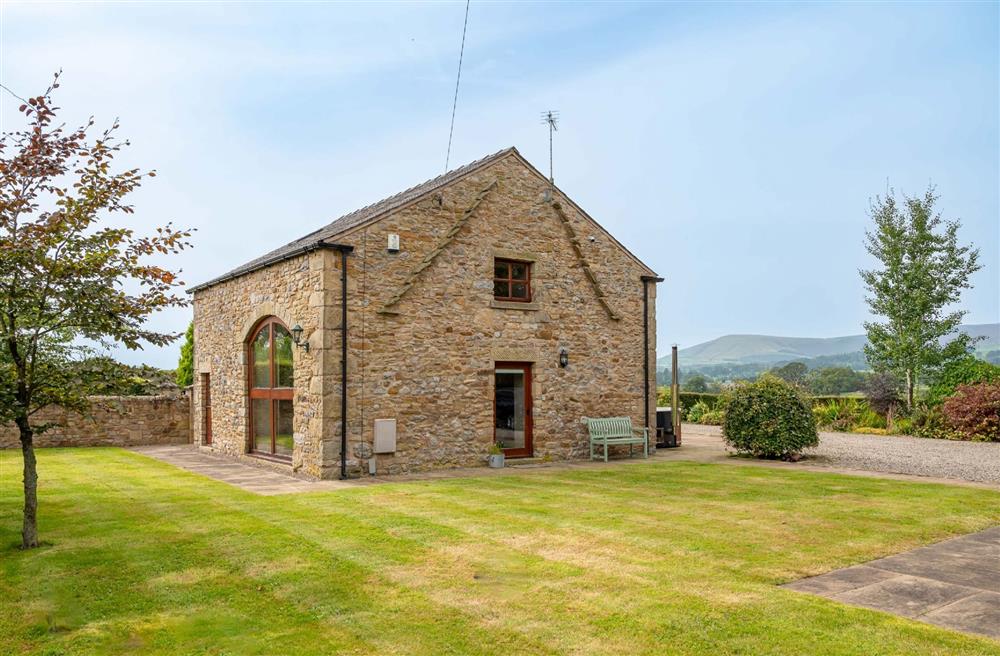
left=559, top=347, right=569, bottom=368
left=290, top=324, right=309, bottom=353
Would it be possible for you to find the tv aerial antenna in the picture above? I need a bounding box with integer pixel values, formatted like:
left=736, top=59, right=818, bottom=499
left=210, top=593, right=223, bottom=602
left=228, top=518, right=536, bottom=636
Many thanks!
left=541, top=110, right=559, bottom=184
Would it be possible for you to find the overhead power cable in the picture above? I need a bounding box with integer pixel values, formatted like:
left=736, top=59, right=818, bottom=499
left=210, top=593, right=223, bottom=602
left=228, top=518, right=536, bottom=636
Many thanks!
left=444, top=0, right=471, bottom=173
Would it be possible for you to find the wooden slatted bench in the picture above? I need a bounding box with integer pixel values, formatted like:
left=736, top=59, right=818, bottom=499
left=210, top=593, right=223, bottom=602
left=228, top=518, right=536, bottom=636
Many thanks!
left=584, top=416, right=649, bottom=462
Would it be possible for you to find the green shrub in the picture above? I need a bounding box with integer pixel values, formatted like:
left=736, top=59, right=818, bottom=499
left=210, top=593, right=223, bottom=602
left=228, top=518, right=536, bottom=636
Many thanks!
left=722, top=375, right=818, bottom=459
left=812, top=400, right=845, bottom=428
left=910, top=405, right=960, bottom=439
left=853, top=427, right=888, bottom=435
left=856, top=406, right=887, bottom=430
left=811, top=397, right=883, bottom=432
left=678, top=392, right=723, bottom=413
left=699, top=409, right=725, bottom=425
left=687, top=400, right=710, bottom=423
left=892, top=416, right=914, bottom=435
left=175, top=321, right=194, bottom=388
left=926, top=356, right=1000, bottom=406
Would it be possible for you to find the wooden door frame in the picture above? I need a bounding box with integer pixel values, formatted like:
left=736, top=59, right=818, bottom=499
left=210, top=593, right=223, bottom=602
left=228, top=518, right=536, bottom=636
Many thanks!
left=200, top=372, right=212, bottom=446
left=493, top=361, right=533, bottom=458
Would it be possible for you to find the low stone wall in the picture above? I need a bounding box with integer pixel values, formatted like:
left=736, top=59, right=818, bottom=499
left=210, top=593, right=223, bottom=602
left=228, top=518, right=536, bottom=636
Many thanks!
left=0, top=395, right=191, bottom=448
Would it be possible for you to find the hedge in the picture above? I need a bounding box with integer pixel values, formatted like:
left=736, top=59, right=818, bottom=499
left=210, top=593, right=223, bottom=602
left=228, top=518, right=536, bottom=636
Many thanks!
left=666, top=391, right=861, bottom=416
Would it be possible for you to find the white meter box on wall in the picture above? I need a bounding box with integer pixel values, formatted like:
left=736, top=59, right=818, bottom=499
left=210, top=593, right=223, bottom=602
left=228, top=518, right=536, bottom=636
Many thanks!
left=373, top=419, right=397, bottom=453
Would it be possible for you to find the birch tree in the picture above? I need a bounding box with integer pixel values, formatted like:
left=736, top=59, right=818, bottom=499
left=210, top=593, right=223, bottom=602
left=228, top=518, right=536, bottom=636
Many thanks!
left=861, top=187, right=980, bottom=409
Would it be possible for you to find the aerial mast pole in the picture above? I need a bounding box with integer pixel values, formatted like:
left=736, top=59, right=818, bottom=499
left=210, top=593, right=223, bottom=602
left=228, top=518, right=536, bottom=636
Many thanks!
left=541, top=110, right=559, bottom=184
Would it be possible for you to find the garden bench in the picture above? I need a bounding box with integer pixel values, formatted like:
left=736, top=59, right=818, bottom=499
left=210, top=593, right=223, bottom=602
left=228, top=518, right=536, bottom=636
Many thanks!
left=584, top=416, right=649, bottom=462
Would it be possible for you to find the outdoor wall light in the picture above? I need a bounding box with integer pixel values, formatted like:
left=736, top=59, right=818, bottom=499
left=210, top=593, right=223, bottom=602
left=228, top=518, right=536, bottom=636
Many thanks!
left=290, top=324, right=309, bottom=353
left=559, top=347, right=569, bottom=368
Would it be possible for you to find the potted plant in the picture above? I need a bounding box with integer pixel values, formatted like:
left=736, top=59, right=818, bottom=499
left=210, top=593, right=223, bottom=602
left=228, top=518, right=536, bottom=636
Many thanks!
left=487, top=443, right=505, bottom=468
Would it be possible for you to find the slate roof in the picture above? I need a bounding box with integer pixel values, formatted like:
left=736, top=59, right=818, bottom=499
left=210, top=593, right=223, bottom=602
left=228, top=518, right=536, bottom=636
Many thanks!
left=189, top=146, right=656, bottom=292
left=189, top=147, right=517, bottom=292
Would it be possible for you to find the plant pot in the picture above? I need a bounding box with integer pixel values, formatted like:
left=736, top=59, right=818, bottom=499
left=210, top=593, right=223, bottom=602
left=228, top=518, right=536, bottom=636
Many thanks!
left=487, top=453, right=505, bottom=468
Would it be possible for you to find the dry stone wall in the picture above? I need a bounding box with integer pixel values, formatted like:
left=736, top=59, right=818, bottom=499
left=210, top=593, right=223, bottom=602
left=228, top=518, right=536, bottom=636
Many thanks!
left=0, top=395, right=190, bottom=448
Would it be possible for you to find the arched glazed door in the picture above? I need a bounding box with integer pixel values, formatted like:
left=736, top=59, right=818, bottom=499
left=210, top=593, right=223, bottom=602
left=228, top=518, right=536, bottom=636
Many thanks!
left=248, top=317, right=294, bottom=458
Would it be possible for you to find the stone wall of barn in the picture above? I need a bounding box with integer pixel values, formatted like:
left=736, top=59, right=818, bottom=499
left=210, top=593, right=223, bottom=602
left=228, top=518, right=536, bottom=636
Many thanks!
left=0, top=395, right=190, bottom=448
left=191, top=251, right=338, bottom=478
left=334, top=153, right=658, bottom=475
left=191, top=152, right=659, bottom=479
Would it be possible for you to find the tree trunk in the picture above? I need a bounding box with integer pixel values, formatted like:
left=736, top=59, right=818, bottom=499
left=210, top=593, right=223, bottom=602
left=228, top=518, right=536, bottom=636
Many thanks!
left=17, top=417, right=39, bottom=549
left=905, top=369, right=914, bottom=411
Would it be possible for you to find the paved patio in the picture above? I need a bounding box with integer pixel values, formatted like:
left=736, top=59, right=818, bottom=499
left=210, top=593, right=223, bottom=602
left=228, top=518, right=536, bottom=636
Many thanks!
left=130, top=445, right=356, bottom=495
left=783, top=526, right=1000, bottom=639
left=134, top=426, right=1000, bottom=496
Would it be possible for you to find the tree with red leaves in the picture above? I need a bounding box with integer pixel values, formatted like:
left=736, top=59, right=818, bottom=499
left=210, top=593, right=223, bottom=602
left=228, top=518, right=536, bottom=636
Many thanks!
left=0, top=74, right=192, bottom=549
left=942, top=382, right=1000, bottom=442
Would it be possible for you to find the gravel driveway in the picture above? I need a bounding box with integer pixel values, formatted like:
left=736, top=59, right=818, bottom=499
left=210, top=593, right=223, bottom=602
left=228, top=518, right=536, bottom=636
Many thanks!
left=806, top=431, right=1000, bottom=485
left=681, top=424, right=1000, bottom=485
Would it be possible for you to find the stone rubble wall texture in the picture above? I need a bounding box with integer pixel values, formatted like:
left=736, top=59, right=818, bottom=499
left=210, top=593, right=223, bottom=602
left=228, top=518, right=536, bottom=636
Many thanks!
left=0, top=395, right=190, bottom=448
left=192, top=152, right=659, bottom=479
left=191, top=252, right=329, bottom=478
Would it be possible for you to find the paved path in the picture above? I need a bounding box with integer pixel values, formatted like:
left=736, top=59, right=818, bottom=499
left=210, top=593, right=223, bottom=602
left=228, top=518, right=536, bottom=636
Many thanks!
left=135, top=426, right=1000, bottom=496
left=130, top=444, right=683, bottom=495
left=130, top=445, right=356, bottom=495
left=680, top=424, right=1000, bottom=487
left=783, top=526, right=1000, bottom=639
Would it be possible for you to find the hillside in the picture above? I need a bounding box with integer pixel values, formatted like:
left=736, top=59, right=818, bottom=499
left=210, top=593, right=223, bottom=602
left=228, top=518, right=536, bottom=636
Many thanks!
left=660, top=323, right=999, bottom=369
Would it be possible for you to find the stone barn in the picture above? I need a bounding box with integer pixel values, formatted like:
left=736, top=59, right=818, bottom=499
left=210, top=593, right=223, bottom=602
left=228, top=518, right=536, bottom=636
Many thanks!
left=190, top=147, right=662, bottom=478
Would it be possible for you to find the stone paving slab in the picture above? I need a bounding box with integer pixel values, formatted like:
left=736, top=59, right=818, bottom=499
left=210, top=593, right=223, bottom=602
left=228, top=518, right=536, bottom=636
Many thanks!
left=130, top=445, right=356, bottom=495
left=135, top=433, right=1000, bottom=499
left=784, top=527, right=1000, bottom=640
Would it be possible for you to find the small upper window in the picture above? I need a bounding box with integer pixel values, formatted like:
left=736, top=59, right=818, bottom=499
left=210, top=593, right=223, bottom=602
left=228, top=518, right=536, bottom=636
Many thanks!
left=494, top=258, right=531, bottom=302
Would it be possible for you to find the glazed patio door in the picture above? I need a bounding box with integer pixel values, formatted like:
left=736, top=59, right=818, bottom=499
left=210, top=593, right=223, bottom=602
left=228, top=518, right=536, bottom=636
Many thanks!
left=248, top=318, right=295, bottom=459
left=494, top=362, right=532, bottom=458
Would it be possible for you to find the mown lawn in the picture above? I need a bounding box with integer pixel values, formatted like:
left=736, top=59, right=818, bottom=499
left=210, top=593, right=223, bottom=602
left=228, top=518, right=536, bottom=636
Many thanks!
left=1, top=449, right=999, bottom=655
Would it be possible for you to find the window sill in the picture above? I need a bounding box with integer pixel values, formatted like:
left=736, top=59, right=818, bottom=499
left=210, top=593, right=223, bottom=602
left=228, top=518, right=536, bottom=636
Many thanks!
left=490, top=300, right=540, bottom=311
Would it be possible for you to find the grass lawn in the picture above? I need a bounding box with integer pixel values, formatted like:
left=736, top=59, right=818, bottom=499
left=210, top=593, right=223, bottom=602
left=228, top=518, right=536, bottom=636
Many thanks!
left=1, top=449, right=999, bottom=655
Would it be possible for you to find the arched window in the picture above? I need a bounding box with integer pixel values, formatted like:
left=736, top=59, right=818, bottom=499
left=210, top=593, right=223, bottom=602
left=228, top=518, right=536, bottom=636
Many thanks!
left=248, top=317, right=294, bottom=458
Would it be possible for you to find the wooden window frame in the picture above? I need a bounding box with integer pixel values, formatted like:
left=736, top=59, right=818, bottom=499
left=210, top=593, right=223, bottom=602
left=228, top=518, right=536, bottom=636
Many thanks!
left=201, top=372, right=212, bottom=446
left=247, top=317, right=294, bottom=460
left=493, top=258, right=532, bottom=303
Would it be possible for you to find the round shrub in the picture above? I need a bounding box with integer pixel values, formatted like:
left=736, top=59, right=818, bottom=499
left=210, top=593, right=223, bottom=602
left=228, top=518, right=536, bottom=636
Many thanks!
left=722, top=375, right=819, bottom=459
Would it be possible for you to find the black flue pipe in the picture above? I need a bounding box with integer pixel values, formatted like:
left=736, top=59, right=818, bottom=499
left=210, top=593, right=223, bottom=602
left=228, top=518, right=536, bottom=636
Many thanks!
left=640, top=275, right=664, bottom=433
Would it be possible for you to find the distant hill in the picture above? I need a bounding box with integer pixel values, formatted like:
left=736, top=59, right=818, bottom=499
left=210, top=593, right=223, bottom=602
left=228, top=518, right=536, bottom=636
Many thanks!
left=659, top=323, right=999, bottom=370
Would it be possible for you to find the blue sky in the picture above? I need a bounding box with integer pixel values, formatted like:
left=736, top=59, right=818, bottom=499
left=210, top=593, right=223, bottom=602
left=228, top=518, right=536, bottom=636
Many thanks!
left=2, top=1, right=997, bottom=369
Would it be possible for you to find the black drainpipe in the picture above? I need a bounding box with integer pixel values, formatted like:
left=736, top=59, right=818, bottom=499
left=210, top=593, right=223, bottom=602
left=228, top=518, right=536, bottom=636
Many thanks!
left=640, top=275, right=664, bottom=433
left=317, top=242, right=354, bottom=480
left=338, top=246, right=351, bottom=480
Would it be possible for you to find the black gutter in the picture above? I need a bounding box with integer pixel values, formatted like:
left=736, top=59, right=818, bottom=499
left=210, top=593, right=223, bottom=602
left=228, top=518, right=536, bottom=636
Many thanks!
left=333, top=244, right=353, bottom=480
left=187, top=241, right=353, bottom=293
left=640, top=275, right=665, bottom=434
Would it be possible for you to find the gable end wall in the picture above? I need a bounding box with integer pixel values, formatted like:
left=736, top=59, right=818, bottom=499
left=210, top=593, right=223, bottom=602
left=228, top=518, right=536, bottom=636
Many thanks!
left=191, top=154, right=659, bottom=478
